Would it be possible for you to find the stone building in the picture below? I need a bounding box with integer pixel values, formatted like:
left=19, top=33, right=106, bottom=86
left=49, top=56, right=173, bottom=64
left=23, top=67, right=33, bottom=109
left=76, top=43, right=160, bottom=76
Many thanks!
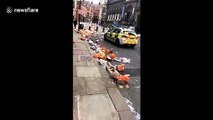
left=106, top=0, right=140, bottom=27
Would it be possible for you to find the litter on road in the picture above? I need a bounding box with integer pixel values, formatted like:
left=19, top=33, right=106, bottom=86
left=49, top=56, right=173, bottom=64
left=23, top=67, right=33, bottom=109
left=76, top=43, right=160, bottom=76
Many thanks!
left=114, top=57, right=131, bottom=64
left=84, top=30, right=132, bottom=85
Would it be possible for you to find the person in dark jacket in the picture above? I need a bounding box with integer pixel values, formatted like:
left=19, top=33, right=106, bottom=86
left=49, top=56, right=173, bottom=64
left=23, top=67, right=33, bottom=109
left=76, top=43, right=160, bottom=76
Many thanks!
left=73, top=18, right=77, bottom=29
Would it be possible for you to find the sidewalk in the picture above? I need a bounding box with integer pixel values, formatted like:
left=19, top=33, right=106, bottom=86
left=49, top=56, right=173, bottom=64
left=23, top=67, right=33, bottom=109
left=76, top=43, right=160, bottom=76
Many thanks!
left=73, top=29, right=136, bottom=120
left=75, top=23, right=108, bottom=34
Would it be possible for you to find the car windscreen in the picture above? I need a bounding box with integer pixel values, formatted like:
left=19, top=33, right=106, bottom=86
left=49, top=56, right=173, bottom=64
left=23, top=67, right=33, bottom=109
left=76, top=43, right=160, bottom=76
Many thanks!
left=123, top=31, right=136, bottom=36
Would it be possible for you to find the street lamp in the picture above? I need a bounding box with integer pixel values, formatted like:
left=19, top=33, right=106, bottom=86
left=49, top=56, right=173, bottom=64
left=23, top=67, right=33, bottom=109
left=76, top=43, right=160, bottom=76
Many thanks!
left=98, top=2, right=101, bottom=25
left=78, top=0, right=82, bottom=31
left=90, top=2, right=93, bottom=24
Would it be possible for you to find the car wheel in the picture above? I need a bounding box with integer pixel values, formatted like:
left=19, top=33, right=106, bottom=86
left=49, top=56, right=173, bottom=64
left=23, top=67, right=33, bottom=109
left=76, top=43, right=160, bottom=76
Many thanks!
left=130, top=44, right=136, bottom=48
left=115, top=39, right=120, bottom=46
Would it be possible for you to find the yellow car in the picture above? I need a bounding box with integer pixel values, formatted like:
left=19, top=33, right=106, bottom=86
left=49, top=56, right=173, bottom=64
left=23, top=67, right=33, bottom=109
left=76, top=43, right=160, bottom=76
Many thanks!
left=104, top=26, right=139, bottom=47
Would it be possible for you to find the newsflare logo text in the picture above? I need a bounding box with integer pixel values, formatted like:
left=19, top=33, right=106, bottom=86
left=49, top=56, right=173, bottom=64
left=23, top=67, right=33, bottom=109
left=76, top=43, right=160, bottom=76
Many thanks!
left=6, top=7, right=39, bottom=14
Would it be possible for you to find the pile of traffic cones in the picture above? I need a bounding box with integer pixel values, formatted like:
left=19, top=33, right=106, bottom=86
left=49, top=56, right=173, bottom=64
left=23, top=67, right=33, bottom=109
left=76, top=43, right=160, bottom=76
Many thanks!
left=79, top=29, right=92, bottom=41
left=86, top=36, right=130, bottom=85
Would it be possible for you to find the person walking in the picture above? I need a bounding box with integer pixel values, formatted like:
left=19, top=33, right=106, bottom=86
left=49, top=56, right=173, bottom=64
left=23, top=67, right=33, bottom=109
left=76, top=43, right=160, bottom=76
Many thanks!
left=73, top=18, right=77, bottom=29
left=73, top=17, right=77, bottom=43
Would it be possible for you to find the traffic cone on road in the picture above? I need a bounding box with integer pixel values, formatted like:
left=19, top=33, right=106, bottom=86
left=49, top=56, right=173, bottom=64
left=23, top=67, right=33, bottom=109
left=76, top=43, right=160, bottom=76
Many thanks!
left=116, top=64, right=125, bottom=72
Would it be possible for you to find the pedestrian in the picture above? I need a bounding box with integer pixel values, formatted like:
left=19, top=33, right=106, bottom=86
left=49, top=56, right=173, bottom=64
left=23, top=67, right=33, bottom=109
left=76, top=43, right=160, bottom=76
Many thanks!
left=96, top=26, right=98, bottom=32
left=102, top=26, right=105, bottom=33
left=73, top=18, right=77, bottom=29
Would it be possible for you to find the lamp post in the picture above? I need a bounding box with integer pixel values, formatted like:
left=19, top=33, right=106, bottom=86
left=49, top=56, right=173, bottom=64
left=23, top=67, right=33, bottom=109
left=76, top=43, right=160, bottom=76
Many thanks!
left=78, top=0, right=82, bottom=31
left=98, top=2, right=101, bottom=25
left=91, top=2, right=93, bottom=23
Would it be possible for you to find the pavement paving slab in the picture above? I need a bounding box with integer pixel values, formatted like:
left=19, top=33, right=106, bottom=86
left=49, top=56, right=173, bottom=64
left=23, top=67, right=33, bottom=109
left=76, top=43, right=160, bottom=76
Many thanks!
left=73, top=67, right=77, bottom=77
left=86, top=62, right=97, bottom=67
left=78, top=55, right=92, bottom=62
left=73, top=94, right=120, bottom=120
left=73, top=77, right=87, bottom=96
left=119, top=109, right=136, bottom=120
left=82, top=50, right=90, bottom=55
left=73, top=49, right=83, bottom=55
left=73, top=55, right=78, bottom=62
left=74, top=43, right=88, bottom=51
left=73, top=61, right=87, bottom=67
left=73, top=96, right=78, bottom=120
left=76, top=67, right=101, bottom=77
left=107, top=88, right=130, bottom=112
left=84, top=77, right=107, bottom=95
left=76, top=40, right=86, bottom=44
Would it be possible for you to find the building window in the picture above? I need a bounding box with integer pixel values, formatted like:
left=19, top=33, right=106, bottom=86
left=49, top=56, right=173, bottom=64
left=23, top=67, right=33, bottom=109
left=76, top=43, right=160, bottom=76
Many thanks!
left=117, top=14, right=119, bottom=21
left=113, top=14, right=115, bottom=21
left=115, top=14, right=117, bottom=21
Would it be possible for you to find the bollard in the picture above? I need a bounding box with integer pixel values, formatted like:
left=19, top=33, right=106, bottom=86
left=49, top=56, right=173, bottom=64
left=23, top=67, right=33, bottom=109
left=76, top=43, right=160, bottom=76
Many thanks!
left=96, top=26, right=98, bottom=32
left=102, top=27, right=105, bottom=33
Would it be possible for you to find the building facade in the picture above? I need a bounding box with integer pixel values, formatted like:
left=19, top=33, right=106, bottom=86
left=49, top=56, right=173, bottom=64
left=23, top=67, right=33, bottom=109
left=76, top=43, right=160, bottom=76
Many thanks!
left=73, top=0, right=78, bottom=20
left=74, top=0, right=103, bottom=23
left=106, top=0, right=140, bottom=27
left=75, top=0, right=91, bottom=22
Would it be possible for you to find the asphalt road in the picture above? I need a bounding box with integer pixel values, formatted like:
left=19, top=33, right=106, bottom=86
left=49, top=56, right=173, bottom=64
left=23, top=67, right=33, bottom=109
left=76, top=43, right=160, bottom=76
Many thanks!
left=82, top=23, right=141, bottom=117
left=101, top=36, right=141, bottom=117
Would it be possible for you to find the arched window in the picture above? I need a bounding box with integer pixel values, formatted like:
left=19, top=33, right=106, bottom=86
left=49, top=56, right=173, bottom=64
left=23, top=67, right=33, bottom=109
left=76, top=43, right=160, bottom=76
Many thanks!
left=110, top=14, right=112, bottom=21
left=113, top=14, right=115, bottom=21
left=117, top=14, right=120, bottom=21
left=115, top=14, right=117, bottom=21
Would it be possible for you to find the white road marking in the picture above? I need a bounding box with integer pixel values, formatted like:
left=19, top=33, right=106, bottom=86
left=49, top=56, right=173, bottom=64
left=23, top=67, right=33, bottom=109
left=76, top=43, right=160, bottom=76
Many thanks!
left=76, top=95, right=81, bottom=120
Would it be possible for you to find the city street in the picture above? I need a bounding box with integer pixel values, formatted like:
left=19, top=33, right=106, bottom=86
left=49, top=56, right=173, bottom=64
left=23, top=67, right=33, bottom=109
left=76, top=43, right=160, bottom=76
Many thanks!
left=86, top=24, right=141, bottom=116
left=73, top=0, right=142, bottom=119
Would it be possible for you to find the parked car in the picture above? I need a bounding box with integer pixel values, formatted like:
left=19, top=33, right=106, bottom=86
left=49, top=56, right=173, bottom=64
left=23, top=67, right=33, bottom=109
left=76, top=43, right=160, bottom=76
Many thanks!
left=104, top=26, right=139, bottom=47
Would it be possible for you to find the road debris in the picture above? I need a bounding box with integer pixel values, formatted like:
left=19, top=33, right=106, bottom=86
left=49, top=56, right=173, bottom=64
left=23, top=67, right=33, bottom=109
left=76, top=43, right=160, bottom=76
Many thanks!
left=86, top=31, right=132, bottom=85
left=114, top=57, right=131, bottom=64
